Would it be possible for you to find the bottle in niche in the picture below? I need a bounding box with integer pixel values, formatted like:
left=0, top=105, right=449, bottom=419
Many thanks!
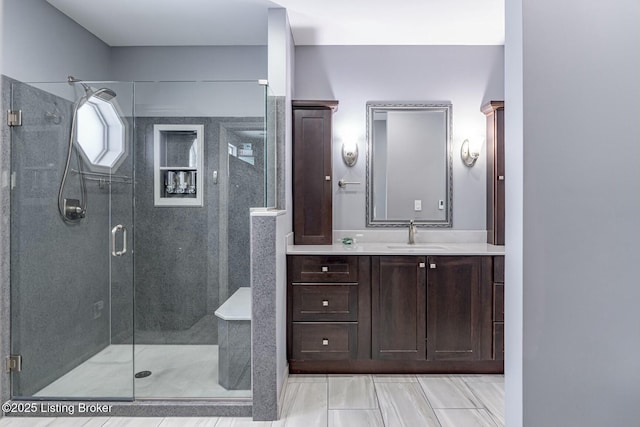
left=177, top=171, right=188, bottom=193
left=188, top=171, right=197, bottom=194
left=165, top=171, right=176, bottom=194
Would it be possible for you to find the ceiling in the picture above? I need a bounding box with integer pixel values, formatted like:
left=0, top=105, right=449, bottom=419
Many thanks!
left=46, top=0, right=504, bottom=47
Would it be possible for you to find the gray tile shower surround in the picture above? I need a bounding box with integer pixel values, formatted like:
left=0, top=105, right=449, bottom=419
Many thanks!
left=127, top=116, right=263, bottom=344
left=218, top=320, right=251, bottom=390
left=250, top=214, right=278, bottom=421
left=1, top=77, right=284, bottom=419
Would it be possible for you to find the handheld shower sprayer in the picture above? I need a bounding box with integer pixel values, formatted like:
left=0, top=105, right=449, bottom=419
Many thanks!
left=58, top=76, right=117, bottom=223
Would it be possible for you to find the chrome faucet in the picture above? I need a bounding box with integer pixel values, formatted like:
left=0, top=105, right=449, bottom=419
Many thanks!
left=408, top=220, right=417, bottom=244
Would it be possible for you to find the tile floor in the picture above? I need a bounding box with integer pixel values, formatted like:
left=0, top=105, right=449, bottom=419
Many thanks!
left=1, top=374, right=503, bottom=426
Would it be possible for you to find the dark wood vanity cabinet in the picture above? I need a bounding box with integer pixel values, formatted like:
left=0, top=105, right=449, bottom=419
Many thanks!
left=371, top=256, right=426, bottom=360
left=292, top=100, right=338, bottom=245
left=483, top=101, right=505, bottom=245
left=288, top=254, right=503, bottom=374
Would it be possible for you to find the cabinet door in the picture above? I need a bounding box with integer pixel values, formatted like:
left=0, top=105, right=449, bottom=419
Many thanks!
left=484, top=101, right=505, bottom=245
left=371, top=256, right=426, bottom=360
left=292, top=107, right=333, bottom=244
left=426, top=256, right=492, bottom=361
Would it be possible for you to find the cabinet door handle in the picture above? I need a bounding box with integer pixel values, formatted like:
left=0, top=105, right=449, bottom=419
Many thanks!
left=322, top=300, right=329, bottom=307
left=429, top=263, right=437, bottom=269
left=322, top=339, right=329, bottom=346
left=419, top=262, right=425, bottom=268
left=321, top=266, right=329, bottom=272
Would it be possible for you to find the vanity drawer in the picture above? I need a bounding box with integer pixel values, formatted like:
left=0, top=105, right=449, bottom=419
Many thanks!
left=291, top=284, right=358, bottom=322
left=291, top=323, right=357, bottom=360
left=494, top=284, right=504, bottom=322
left=289, top=256, right=358, bottom=283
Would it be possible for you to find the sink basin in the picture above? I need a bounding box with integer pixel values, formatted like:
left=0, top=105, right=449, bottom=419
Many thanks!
left=386, top=244, right=448, bottom=251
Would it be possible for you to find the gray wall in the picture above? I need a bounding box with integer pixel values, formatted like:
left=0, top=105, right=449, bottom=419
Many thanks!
left=1, top=0, right=111, bottom=83
left=110, top=46, right=267, bottom=82
left=504, top=0, right=524, bottom=423
left=294, top=45, right=504, bottom=231
left=506, top=0, right=640, bottom=425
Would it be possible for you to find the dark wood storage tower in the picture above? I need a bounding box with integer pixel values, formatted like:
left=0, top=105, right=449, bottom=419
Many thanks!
left=483, top=101, right=505, bottom=363
left=292, top=100, right=338, bottom=245
left=483, top=101, right=505, bottom=245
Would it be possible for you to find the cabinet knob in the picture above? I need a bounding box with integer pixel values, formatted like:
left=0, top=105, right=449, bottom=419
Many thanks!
left=429, top=263, right=437, bottom=269
left=419, top=262, right=425, bottom=268
left=322, top=300, right=329, bottom=307
left=321, top=266, right=329, bottom=272
left=322, top=339, right=329, bottom=346
left=498, top=175, right=505, bottom=181
left=325, top=176, right=331, bottom=181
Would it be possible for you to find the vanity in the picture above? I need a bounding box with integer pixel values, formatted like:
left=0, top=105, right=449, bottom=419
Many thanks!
left=286, top=245, right=504, bottom=374
left=288, top=100, right=506, bottom=374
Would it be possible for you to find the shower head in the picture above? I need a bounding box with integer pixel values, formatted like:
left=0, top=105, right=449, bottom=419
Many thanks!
left=90, top=87, right=117, bottom=102
left=68, top=76, right=117, bottom=104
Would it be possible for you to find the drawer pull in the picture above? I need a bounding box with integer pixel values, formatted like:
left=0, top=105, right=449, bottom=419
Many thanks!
left=430, top=263, right=437, bottom=269
left=322, top=339, right=329, bottom=346
left=322, top=300, right=329, bottom=307
left=321, top=266, right=329, bottom=272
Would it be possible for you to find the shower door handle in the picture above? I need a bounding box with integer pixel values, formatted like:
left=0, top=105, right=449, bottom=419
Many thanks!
left=111, top=224, right=128, bottom=257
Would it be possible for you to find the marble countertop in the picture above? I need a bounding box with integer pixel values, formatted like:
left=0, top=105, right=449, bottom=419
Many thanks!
left=287, top=242, right=505, bottom=256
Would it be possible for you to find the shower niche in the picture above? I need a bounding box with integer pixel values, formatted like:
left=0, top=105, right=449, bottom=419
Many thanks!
left=154, top=124, right=204, bottom=206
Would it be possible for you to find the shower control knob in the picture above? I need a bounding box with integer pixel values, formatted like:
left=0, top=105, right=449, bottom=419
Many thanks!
left=63, top=198, right=85, bottom=220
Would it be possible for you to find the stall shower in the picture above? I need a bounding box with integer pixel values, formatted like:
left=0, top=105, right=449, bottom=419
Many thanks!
left=6, top=76, right=272, bottom=401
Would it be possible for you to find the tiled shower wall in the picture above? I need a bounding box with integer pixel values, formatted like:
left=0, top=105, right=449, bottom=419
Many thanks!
left=126, top=116, right=264, bottom=345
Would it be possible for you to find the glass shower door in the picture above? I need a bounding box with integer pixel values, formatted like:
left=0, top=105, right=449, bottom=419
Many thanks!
left=9, top=79, right=135, bottom=400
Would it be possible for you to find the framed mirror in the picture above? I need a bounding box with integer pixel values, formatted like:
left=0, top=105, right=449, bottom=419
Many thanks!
left=366, top=101, right=453, bottom=227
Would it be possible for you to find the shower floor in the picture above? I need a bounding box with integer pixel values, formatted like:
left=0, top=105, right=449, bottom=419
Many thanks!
left=34, top=344, right=251, bottom=399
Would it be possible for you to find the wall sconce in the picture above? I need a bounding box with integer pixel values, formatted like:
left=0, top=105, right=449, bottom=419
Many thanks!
left=342, top=142, right=358, bottom=167
left=460, top=138, right=481, bottom=167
